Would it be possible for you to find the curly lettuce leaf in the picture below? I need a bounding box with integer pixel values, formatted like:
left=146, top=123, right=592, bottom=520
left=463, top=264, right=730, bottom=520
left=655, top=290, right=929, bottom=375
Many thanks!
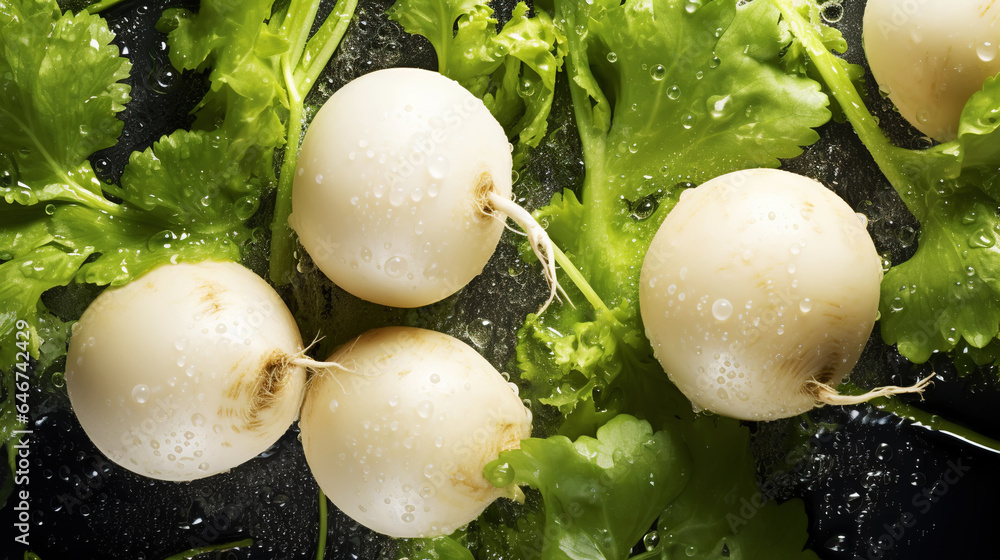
left=157, top=0, right=288, bottom=155
left=156, top=0, right=359, bottom=282
left=388, top=0, right=564, bottom=155
left=879, top=180, right=1000, bottom=363
left=0, top=0, right=129, bottom=502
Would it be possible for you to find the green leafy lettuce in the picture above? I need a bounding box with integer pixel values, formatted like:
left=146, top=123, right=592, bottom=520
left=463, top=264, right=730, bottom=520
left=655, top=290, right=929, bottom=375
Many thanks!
left=157, top=0, right=360, bottom=283
left=392, top=0, right=831, bottom=557
left=768, top=0, right=1000, bottom=368
left=388, top=0, right=565, bottom=163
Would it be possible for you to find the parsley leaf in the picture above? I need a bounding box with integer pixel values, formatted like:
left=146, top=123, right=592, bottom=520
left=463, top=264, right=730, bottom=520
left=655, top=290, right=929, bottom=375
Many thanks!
left=388, top=0, right=565, bottom=159
left=488, top=415, right=688, bottom=560
left=0, top=0, right=130, bottom=210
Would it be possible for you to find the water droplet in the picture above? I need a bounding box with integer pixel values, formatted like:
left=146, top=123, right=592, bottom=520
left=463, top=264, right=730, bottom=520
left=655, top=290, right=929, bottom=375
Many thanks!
left=132, top=384, right=149, bottom=404
left=147, top=230, right=177, bottom=252
left=427, top=155, right=449, bottom=179
left=799, top=298, right=813, bottom=313
left=970, top=229, right=995, bottom=248
left=234, top=196, right=259, bottom=221
left=329, top=399, right=339, bottom=412
left=466, top=318, right=493, bottom=348
left=650, top=64, right=666, bottom=81
left=711, top=299, right=733, bottom=321
left=707, top=95, right=733, bottom=120
left=191, top=413, right=205, bottom=427
left=416, top=401, right=434, bottom=419
left=606, top=51, right=618, bottom=63
left=977, top=41, right=997, bottom=62
left=629, top=194, right=660, bottom=220
left=856, top=212, right=869, bottom=228
left=384, top=256, right=408, bottom=278
left=667, top=86, right=681, bottom=100
left=820, top=2, right=843, bottom=22
left=643, top=531, right=660, bottom=552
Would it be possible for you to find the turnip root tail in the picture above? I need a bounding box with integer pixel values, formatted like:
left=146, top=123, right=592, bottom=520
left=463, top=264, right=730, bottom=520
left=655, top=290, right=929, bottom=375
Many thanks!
left=807, top=373, right=936, bottom=407
left=486, top=191, right=567, bottom=314
left=291, top=357, right=357, bottom=374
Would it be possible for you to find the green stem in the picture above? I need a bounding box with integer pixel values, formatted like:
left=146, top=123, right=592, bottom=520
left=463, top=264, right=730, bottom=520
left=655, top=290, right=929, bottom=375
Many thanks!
left=269, top=65, right=304, bottom=284
left=282, top=0, right=322, bottom=73
left=316, top=489, right=328, bottom=560
left=84, top=0, right=129, bottom=13
left=269, top=0, right=359, bottom=284
left=294, top=0, right=360, bottom=91
left=161, top=539, right=253, bottom=560
left=840, top=382, right=1000, bottom=454
left=767, top=0, right=923, bottom=216
left=552, top=244, right=610, bottom=315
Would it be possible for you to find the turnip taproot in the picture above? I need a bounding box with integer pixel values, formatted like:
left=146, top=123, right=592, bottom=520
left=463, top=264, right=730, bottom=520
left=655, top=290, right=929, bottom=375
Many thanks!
left=66, top=261, right=308, bottom=481
left=290, top=67, right=560, bottom=310
left=299, top=326, right=531, bottom=538
left=863, top=0, right=1000, bottom=141
left=639, top=169, right=931, bottom=421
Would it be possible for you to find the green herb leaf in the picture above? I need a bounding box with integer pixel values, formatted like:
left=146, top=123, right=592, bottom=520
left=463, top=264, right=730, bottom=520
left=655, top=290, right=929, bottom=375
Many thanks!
left=0, top=0, right=130, bottom=209
left=640, top=419, right=817, bottom=560
left=485, top=415, right=689, bottom=560
left=158, top=0, right=288, bottom=150
left=551, top=0, right=831, bottom=304
left=388, top=0, right=564, bottom=156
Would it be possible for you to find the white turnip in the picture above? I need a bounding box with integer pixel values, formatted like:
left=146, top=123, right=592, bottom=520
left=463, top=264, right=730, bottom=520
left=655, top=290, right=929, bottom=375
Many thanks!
left=290, top=67, right=559, bottom=310
left=864, top=0, right=1000, bottom=141
left=299, top=326, right=531, bottom=538
left=66, top=260, right=307, bottom=481
left=639, top=169, right=930, bottom=421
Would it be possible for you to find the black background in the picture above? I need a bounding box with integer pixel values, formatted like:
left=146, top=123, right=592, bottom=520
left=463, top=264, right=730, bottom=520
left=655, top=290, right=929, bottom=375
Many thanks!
left=5, top=0, right=1000, bottom=559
